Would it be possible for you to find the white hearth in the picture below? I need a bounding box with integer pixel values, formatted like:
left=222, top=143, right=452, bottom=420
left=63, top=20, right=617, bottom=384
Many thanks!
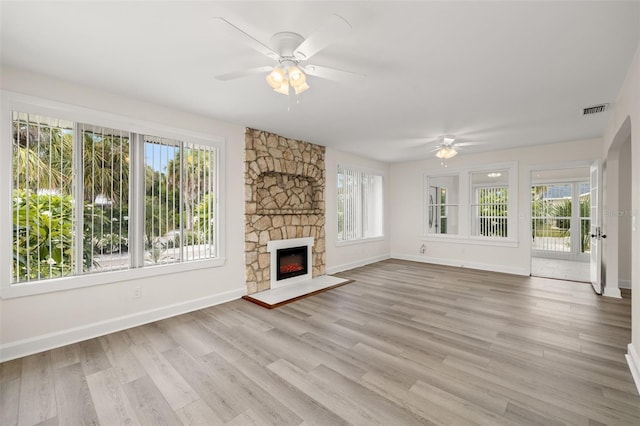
left=267, top=237, right=314, bottom=289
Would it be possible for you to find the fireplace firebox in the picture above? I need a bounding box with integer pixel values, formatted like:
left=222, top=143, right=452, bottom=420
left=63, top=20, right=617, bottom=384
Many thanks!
left=276, top=246, right=308, bottom=281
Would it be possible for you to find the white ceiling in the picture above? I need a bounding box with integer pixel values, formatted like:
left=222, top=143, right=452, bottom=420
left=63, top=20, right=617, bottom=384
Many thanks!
left=1, top=1, right=638, bottom=163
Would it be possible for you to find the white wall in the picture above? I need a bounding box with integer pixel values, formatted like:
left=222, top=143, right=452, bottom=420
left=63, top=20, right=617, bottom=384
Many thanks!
left=618, top=139, right=633, bottom=288
left=602, top=39, right=640, bottom=386
left=389, top=139, right=602, bottom=275
left=325, top=148, right=391, bottom=273
left=0, top=67, right=247, bottom=361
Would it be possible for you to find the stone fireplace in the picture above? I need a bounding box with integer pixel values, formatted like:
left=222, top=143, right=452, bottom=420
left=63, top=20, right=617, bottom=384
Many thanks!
left=244, top=128, right=326, bottom=294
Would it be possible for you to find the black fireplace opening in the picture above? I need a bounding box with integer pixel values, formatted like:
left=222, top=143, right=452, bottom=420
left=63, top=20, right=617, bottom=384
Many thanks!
left=276, top=246, right=308, bottom=281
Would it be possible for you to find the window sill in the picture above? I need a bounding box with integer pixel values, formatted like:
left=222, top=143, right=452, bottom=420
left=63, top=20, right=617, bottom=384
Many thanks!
left=335, top=236, right=385, bottom=247
left=1, top=258, right=226, bottom=299
left=421, top=235, right=519, bottom=248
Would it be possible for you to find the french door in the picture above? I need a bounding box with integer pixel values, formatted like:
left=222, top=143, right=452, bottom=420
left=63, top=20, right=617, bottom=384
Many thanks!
left=531, top=182, right=591, bottom=261
left=589, top=161, right=603, bottom=294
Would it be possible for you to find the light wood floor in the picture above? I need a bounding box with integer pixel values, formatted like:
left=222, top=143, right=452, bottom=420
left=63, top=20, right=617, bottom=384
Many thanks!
left=1, top=259, right=639, bottom=425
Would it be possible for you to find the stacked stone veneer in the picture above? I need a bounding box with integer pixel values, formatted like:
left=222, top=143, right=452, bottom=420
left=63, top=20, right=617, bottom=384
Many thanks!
left=244, top=128, right=326, bottom=294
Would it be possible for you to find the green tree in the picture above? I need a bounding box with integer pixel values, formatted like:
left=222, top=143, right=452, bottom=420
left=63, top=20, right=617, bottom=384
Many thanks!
left=12, top=119, right=131, bottom=280
left=548, top=197, right=591, bottom=252
left=12, top=120, right=69, bottom=194
left=82, top=131, right=130, bottom=203
left=166, top=149, right=213, bottom=231
left=12, top=190, right=110, bottom=280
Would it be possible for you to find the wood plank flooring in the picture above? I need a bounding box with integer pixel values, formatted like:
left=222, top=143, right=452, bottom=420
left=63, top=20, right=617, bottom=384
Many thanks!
left=1, top=259, right=638, bottom=425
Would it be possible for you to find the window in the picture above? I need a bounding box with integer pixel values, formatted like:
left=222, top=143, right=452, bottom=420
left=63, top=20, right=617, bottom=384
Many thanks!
left=471, top=170, right=509, bottom=238
left=8, top=105, right=221, bottom=291
left=426, top=175, right=459, bottom=235
left=144, top=137, right=218, bottom=265
left=423, top=163, right=517, bottom=245
left=337, top=165, right=384, bottom=242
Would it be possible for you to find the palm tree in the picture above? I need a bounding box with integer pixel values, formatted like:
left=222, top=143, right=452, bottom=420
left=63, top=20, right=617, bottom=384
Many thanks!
left=12, top=119, right=69, bottom=193
left=12, top=118, right=131, bottom=278
left=13, top=120, right=131, bottom=202
left=82, top=130, right=130, bottom=203
left=166, top=148, right=214, bottom=231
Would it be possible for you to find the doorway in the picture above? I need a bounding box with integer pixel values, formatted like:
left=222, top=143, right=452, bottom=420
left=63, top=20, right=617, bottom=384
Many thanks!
left=603, top=117, right=632, bottom=298
left=531, top=167, right=591, bottom=282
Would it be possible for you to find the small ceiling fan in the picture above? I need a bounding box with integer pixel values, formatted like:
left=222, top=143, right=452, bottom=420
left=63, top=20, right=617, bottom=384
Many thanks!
left=427, top=135, right=483, bottom=165
left=211, top=15, right=364, bottom=95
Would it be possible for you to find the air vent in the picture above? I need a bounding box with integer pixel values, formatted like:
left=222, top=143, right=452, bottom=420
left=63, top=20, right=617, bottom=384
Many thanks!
left=582, top=103, right=609, bottom=116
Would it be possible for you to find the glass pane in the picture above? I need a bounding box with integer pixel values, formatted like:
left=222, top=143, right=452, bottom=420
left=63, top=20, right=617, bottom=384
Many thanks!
left=579, top=182, right=590, bottom=253
left=470, top=171, right=508, bottom=237
left=531, top=183, right=572, bottom=252
left=145, top=136, right=181, bottom=265
left=81, top=124, right=131, bottom=273
left=11, top=112, right=75, bottom=283
left=144, top=137, right=217, bottom=264
left=337, top=167, right=384, bottom=241
left=183, top=142, right=217, bottom=261
left=426, top=175, right=459, bottom=235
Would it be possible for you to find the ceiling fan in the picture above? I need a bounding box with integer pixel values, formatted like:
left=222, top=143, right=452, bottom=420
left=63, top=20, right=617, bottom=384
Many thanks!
left=211, top=15, right=364, bottom=95
left=427, top=135, right=483, bottom=165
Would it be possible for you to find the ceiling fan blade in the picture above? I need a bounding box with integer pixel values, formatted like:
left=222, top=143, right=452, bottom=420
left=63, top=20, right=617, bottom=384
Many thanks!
left=211, top=17, right=280, bottom=60
left=214, top=66, right=273, bottom=81
left=293, top=14, right=351, bottom=60
left=303, top=64, right=364, bottom=83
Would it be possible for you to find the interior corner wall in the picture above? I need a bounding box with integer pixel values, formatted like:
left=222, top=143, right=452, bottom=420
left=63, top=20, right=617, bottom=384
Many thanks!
left=0, top=67, right=247, bottom=361
left=602, top=41, right=640, bottom=361
left=324, top=148, right=391, bottom=274
left=389, top=138, right=603, bottom=276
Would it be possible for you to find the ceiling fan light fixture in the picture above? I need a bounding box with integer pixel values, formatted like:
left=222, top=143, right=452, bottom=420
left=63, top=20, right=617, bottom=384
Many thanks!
left=436, top=146, right=458, bottom=160
left=294, top=81, right=310, bottom=94
left=267, top=63, right=310, bottom=96
left=273, top=80, right=290, bottom=95
left=266, top=67, right=286, bottom=89
left=288, top=65, right=307, bottom=87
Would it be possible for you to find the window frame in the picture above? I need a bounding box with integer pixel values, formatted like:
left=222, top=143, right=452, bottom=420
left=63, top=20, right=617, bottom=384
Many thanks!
left=1, top=91, right=226, bottom=298
left=422, top=162, right=518, bottom=246
left=335, top=163, right=385, bottom=246
left=470, top=171, right=510, bottom=239
left=468, top=166, right=517, bottom=243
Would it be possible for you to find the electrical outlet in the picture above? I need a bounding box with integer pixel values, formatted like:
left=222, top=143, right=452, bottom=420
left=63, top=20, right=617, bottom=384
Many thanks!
left=133, top=286, right=142, bottom=298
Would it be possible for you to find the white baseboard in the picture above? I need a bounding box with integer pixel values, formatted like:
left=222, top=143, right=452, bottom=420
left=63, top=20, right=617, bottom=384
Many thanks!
left=619, top=279, right=632, bottom=289
left=390, top=253, right=530, bottom=276
left=326, top=254, right=391, bottom=275
left=626, top=343, right=640, bottom=396
left=603, top=286, right=622, bottom=298
left=0, top=287, right=246, bottom=363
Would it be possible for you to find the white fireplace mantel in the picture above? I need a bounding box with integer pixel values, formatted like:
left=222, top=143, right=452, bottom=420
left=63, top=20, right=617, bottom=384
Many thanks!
left=266, top=237, right=314, bottom=289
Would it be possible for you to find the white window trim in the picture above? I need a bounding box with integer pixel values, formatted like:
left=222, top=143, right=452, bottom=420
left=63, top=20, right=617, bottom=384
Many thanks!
left=1, top=91, right=226, bottom=299
left=422, top=161, right=518, bottom=247
left=335, top=163, right=385, bottom=246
